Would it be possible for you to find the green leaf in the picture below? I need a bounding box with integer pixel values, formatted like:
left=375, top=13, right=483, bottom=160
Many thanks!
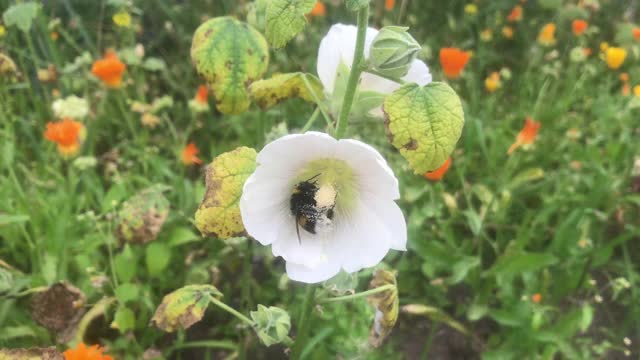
left=191, top=17, right=269, bottom=114
left=115, top=245, right=136, bottom=283
left=2, top=2, right=40, bottom=33
left=111, top=306, right=135, bottom=333
left=448, top=256, right=480, bottom=284
left=508, top=168, right=545, bottom=189
left=142, top=57, right=167, bottom=71
left=383, top=82, right=465, bottom=174
left=0, top=214, right=29, bottom=226
left=195, top=147, right=257, bottom=239
left=116, top=185, right=170, bottom=244
left=0, top=347, right=62, bottom=359
left=486, top=252, right=558, bottom=277
left=345, top=0, right=370, bottom=11
left=146, top=242, right=171, bottom=276
left=115, top=283, right=139, bottom=304
left=151, top=285, right=222, bottom=332
left=265, top=0, right=316, bottom=48
left=249, top=72, right=324, bottom=109
left=167, top=226, right=200, bottom=247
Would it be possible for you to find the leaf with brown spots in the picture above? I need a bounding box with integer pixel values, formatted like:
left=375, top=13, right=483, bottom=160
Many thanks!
left=151, top=285, right=222, bottom=333
left=249, top=72, right=324, bottom=109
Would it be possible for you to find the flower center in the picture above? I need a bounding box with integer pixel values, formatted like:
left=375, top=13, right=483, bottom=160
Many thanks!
left=289, top=158, right=359, bottom=237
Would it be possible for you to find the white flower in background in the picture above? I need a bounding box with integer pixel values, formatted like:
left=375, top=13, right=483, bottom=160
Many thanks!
left=52, top=95, right=89, bottom=119
left=317, top=24, right=431, bottom=97
left=240, top=132, right=407, bottom=283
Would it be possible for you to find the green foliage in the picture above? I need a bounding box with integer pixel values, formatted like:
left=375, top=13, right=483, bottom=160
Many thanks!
left=191, top=17, right=269, bottom=114
left=250, top=305, right=292, bottom=347
left=265, top=0, right=316, bottom=48
left=2, top=2, right=40, bottom=33
left=369, top=26, right=421, bottom=78
left=345, top=0, right=370, bottom=11
left=383, top=82, right=465, bottom=173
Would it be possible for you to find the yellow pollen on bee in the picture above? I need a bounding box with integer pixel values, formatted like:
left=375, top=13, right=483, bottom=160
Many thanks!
left=315, top=184, right=337, bottom=208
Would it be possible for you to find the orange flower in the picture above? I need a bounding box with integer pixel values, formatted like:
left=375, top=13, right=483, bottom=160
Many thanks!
left=582, top=48, right=592, bottom=57
left=309, top=2, right=326, bottom=17
left=424, top=157, right=451, bottom=181
left=633, top=27, right=640, bottom=40
left=439, top=48, right=471, bottom=79
left=620, top=72, right=629, bottom=82
left=63, top=343, right=113, bottom=360
left=44, top=118, right=85, bottom=157
left=485, top=72, right=501, bottom=92
left=537, top=23, right=556, bottom=46
left=385, top=0, right=395, bottom=11
left=572, top=19, right=588, bottom=36
left=507, top=5, right=523, bottom=22
left=507, top=117, right=540, bottom=155
left=91, top=51, right=126, bottom=88
left=195, top=85, right=208, bottom=104
left=182, top=143, right=203, bottom=165
left=531, top=293, right=542, bottom=304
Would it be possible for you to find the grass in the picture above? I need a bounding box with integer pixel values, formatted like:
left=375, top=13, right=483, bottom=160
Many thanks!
left=1, top=0, right=639, bottom=359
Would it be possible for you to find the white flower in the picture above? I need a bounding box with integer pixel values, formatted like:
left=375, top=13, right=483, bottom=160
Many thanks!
left=52, top=95, right=89, bottom=119
left=240, top=132, right=407, bottom=283
left=317, top=24, right=432, bottom=96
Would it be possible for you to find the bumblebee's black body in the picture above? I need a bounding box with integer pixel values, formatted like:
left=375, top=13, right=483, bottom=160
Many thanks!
left=290, top=174, right=334, bottom=243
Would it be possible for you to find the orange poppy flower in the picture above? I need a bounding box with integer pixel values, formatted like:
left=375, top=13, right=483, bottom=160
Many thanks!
left=44, top=118, right=86, bottom=157
left=385, top=0, right=395, bottom=11
left=424, top=157, right=451, bottom=181
left=63, top=343, right=113, bottom=360
left=537, top=23, right=556, bottom=46
left=195, top=85, right=208, bottom=104
left=309, top=2, right=326, bottom=17
left=531, top=293, right=542, bottom=304
left=182, top=143, right=203, bottom=165
left=439, top=48, right=471, bottom=79
left=582, top=48, right=592, bottom=57
left=620, top=72, right=629, bottom=82
left=633, top=27, right=640, bottom=40
left=91, top=51, right=126, bottom=88
left=507, top=117, right=540, bottom=155
left=572, top=19, right=588, bottom=36
left=507, top=5, right=523, bottom=22
left=502, top=26, right=514, bottom=39
left=485, top=72, right=501, bottom=92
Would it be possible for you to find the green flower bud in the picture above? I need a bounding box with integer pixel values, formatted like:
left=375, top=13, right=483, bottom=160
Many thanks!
left=369, top=26, right=421, bottom=79
left=250, top=305, right=292, bottom=347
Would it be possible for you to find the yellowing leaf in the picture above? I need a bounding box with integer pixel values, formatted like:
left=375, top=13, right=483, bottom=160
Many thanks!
left=195, top=147, right=257, bottom=239
left=367, top=270, right=399, bottom=348
left=383, top=82, right=465, bottom=174
left=249, top=72, right=324, bottom=109
left=151, top=285, right=222, bottom=333
left=265, top=0, right=316, bottom=48
left=191, top=17, right=269, bottom=114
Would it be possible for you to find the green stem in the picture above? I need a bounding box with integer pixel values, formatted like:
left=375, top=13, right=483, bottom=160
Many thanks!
left=301, top=108, right=321, bottom=132
left=320, top=284, right=395, bottom=303
left=209, top=296, right=254, bottom=326
left=334, top=5, right=370, bottom=139
left=290, top=286, right=316, bottom=359
left=364, top=69, right=407, bottom=84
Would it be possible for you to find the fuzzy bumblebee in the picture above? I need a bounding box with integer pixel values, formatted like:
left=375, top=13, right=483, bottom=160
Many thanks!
left=290, top=174, right=337, bottom=243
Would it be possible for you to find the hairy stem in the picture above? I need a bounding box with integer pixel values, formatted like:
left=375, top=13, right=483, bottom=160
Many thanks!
left=334, top=5, right=370, bottom=139
left=290, top=286, right=316, bottom=358
left=319, top=284, right=395, bottom=303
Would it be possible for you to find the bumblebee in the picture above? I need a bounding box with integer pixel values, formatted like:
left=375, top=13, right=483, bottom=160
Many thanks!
left=290, top=174, right=337, bottom=243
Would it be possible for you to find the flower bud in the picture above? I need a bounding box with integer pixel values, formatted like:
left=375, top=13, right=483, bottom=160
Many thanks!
left=369, top=26, right=421, bottom=78
left=250, top=305, right=292, bottom=347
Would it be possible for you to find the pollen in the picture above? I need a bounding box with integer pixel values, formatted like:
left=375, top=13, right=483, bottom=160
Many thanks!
left=315, top=183, right=337, bottom=208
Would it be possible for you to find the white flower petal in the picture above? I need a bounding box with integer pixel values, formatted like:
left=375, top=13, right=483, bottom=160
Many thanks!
left=317, top=24, right=379, bottom=94
left=403, top=59, right=432, bottom=86
left=335, top=139, right=400, bottom=200
left=240, top=177, right=289, bottom=246
left=362, top=193, right=407, bottom=251
left=271, top=220, right=327, bottom=267
left=257, top=132, right=336, bottom=172
left=326, top=198, right=392, bottom=273
left=286, top=260, right=341, bottom=284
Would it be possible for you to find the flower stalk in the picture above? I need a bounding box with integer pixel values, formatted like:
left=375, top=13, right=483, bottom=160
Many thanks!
left=320, top=284, right=395, bottom=303
left=334, top=5, right=370, bottom=139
